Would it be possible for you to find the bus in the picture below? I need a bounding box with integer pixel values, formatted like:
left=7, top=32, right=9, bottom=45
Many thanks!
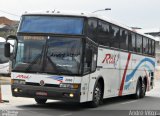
left=0, top=37, right=10, bottom=75
left=4, top=11, right=155, bottom=107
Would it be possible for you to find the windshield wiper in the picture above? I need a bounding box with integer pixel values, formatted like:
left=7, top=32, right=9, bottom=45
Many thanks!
left=25, top=46, right=45, bottom=72
left=25, top=54, right=42, bottom=72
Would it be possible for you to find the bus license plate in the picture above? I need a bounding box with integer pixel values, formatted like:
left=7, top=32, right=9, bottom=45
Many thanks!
left=36, top=92, right=48, bottom=96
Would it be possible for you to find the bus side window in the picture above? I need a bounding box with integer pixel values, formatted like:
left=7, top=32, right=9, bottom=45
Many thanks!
left=120, top=29, right=128, bottom=50
left=97, top=20, right=110, bottom=46
left=136, top=35, right=143, bottom=53
left=112, top=25, right=120, bottom=48
left=84, top=43, right=91, bottom=74
left=128, top=32, right=132, bottom=51
left=143, top=37, right=149, bottom=54
left=83, top=42, right=97, bottom=74
left=91, top=46, right=97, bottom=72
left=148, top=39, right=152, bottom=55
left=87, top=19, right=97, bottom=42
left=152, top=40, right=155, bottom=56
left=129, top=33, right=136, bottom=52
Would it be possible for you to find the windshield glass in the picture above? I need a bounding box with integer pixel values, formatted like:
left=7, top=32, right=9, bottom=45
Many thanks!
left=19, top=15, right=84, bottom=35
left=0, top=42, right=9, bottom=63
left=13, top=36, right=82, bottom=75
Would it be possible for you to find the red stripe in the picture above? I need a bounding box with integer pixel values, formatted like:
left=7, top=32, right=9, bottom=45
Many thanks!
left=119, top=53, right=131, bottom=96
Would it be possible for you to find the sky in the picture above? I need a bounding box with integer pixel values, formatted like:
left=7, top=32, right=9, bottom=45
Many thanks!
left=0, top=0, right=160, bottom=29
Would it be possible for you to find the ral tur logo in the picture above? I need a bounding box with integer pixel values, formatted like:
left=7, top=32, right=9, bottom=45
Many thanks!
left=102, top=54, right=119, bottom=64
left=16, top=75, right=31, bottom=79
left=102, top=53, right=120, bottom=68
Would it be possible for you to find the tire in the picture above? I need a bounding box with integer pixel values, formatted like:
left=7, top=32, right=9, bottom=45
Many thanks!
left=140, top=80, right=147, bottom=98
left=132, top=80, right=142, bottom=99
left=35, top=98, right=47, bottom=104
left=88, top=82, right=103, bottom=108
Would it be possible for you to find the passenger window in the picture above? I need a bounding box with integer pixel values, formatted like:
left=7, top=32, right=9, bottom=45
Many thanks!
left=120, top=29, right=128, bottom=50
left=152, top=40, right=155, bottom=56
left=136, top=35, right=142, bottom=53
left=148, top=39, right=152, bottom=55
left=111, top=25, right=120, bottom=48
left=98, top=21, right=110, bottom=46
left=143, top=37, right=149, bottom=54
left=87, top=19, right=97, bottom=42
left=129, top=33, right=136, bottom=52
left=83, top=41, right=97, bottom=74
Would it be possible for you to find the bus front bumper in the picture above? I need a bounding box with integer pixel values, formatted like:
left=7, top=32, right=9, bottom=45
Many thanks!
left=11, top=84, right=80, bottom=102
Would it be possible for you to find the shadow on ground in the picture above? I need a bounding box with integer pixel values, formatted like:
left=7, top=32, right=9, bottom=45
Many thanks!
left=16, top=95, right=137, bottom=111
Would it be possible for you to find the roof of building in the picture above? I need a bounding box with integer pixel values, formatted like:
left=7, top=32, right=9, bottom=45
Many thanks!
left=0, top=17, right=15, bottom=25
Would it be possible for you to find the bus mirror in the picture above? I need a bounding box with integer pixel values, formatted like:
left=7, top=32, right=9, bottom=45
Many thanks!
left=86, top=49, right=92, bottom=66
left=4, top=43, right=11, bottom=58
left=5, top=35, right=18, bottom=59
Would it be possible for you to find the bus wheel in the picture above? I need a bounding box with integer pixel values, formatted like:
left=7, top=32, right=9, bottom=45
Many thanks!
left=89, top=82, right=102, bottom=108
left=35, top=98, right=47, bottom=104
left=132, top=80, right=142, bottom=99
left=140, top=80, right=147, bottom=98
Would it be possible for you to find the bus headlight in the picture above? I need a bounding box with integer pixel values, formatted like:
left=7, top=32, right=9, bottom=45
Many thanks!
left=11, top=79, right=26, bottom=85
left=59, top=83, right=79, bottom=89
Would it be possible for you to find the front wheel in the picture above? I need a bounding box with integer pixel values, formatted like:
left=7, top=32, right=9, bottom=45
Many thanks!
left=88, top=83, right=103, bottom=108
left=35, top=98, right=47, bottom=104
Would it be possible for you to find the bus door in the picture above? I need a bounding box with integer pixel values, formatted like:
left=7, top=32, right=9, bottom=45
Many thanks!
left=81, top=39, right=98, bottom=102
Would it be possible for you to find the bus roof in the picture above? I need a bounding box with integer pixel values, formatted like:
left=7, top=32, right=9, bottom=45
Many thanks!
left=23, top=10, right=156, bottom=41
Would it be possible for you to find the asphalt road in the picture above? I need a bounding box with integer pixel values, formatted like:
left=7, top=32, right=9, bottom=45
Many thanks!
left=0, top=79, right=160, bottom=116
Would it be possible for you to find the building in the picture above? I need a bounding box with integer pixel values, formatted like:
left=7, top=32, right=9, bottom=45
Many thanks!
left=0, top=17, right=18, bottom=37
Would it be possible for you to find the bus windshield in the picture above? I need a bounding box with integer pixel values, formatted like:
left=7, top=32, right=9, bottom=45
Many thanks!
left=13, top=36, right=82, bottom=75
left=0, top=42, right=9, bottom=63
left=19, top=15, right=84, bottom=35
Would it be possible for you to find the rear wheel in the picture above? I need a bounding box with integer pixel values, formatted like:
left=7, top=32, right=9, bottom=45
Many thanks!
left=35, top=98, right=47, bottom=104
left=140, top=80, right=147, bottom=98
left=132, top=80, right=142, bottom=99
left=88, top=83, right=103, bottom=108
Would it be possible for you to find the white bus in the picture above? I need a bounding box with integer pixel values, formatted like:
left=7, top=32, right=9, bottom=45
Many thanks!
left=5, top=11, right=155, bottom=107
left=0, top=37, right=10, bottom=75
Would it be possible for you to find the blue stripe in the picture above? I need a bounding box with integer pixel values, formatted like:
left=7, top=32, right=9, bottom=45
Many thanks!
left=47, top=76, right=63, bottom=80
left=125, top=58, right=155, bottom=82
